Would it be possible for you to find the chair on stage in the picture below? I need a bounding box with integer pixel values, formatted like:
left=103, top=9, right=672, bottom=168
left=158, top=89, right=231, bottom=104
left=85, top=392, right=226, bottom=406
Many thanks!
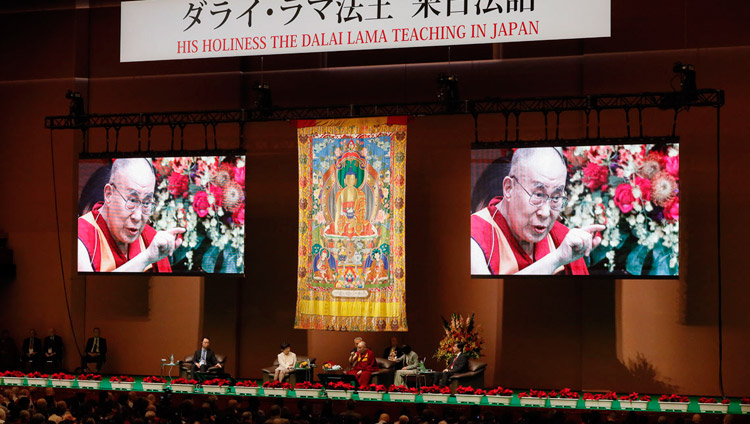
left=261, top=355, right=315, bottom=385
left=179, top=353, right=227, bottom=379
left=448, top=359, right=487, bottom=390
left=371, top=357, right=398, bottom=386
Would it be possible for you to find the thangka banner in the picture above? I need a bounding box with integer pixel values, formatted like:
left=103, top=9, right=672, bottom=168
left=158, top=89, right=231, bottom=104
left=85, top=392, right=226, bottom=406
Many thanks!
left=295, top=117, right=407, bottom=332
left=121, top=0, right=610, bottom=62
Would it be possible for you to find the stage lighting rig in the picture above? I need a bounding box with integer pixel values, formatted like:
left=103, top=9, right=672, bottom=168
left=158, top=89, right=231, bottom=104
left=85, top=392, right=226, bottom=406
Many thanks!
left=253, top=82, right=273, bottom=113
left=660, top=62, right=699, bottom=109
left=437, top=74, right=460, bottom=111
left=65, top=90, right=85, bottom=120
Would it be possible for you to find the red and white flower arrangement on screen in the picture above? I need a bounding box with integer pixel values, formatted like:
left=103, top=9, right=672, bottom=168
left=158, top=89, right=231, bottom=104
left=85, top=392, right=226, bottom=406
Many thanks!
left=434, top=313, right=484, bottom=366
left=151, top=156, right=245, bottom=273
left=563, top=144, right=679, bottom=275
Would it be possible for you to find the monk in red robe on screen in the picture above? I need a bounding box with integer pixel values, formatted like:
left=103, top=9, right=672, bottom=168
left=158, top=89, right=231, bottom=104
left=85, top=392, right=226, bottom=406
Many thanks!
left=346, top=341, right=378, bottom=389
left=78, top=158, right=184, bottom=273
left=471, top=147, right=604, bottom=275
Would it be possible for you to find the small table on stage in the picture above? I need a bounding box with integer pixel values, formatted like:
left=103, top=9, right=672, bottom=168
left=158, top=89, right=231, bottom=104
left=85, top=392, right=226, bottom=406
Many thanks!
left=405, top=370, right=434, bottom=389
left=160, top=360, right=179, bottom=380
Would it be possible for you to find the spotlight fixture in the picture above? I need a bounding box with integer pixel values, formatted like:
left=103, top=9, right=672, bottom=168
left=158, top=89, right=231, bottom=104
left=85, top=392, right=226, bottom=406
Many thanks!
left=437, top=74, right=460, bottom=110
left=253, top=82, right=272, bottom=112
left=660, top=62, right=698, bottom=109
left=673, top=62, right=697, bottom=94
left=65, top=90, right=85, bottom=117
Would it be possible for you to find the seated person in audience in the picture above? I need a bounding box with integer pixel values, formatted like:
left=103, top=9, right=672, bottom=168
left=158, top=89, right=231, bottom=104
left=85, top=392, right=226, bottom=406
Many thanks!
left=434, top=342, right=469, bottom=386
left=382, top=336, right=403, bottom=363
left=346, top=341, right=378, bottom=389
left=43, top=329, right=63, bottom=372
left=394, top=345, right=420, bottom=386
left=192, top=337, right=222, bottom=373
left=21, top=329, right=42, bottom=372
left=348, top=336, right=363, bottom=366
left=81, top=327, right=107, bottom=372
left=274, top=342, right=297, bottom=381
left=0, top=329, right=18, bottom=371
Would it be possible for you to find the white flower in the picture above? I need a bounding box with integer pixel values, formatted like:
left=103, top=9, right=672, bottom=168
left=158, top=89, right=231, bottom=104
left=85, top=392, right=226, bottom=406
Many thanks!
left=645, top=202, right=653, bottom=212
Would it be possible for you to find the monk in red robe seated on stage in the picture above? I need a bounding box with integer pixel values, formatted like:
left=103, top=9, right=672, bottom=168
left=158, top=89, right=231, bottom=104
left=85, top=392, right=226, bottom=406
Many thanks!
left=78, top=158, right=184, bottom=273
left=471, top=147, right=604, bottom=275
left=346, top=341, right=378, bottom=389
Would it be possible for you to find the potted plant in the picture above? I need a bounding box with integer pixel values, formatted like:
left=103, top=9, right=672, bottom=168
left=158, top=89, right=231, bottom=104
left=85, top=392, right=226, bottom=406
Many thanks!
left=234, top=380, right=260, bottom=396
left=356, top=384, right=387, bottom=401
left=77, top=373, right=102, bottom=389
left=583, top=392, right=617, bottom=409
left=142, top=376, right=168, bottom=392
left=170, top=377, right=198, bottom=393
left=26, top=372, right=49, bottom=387
left=1, top=371, right=25, bottom=386
left=658, top=394, right=690, bottom=412
left=110, top=375, right=135, bottom=390
left=518, top=389, right=548, bottom=407
left=262, top=380, right=291, bottom=397
left=454, top=386, right=486, bottom=404
left=387, top=385, right=418, bottom=402
left=740, top=398, right=750, bottom=414
left=321, top=361, right=342, bottom=371
left=486, top=387, right=514, bottom=405
left=202, top=378, right=232, bottom=394
left=326, top=381, right=355, bottom=399
left=548, top=388, right=580, bottom=408
left=619, top=393, right=650, bottom=410
left=294, top=381, right=323, bottom=398
left=420, top=385, right=452, bottom=403
left=50, top=373, right=75, bottom=388
left=698, top=397, right=730, bottom=413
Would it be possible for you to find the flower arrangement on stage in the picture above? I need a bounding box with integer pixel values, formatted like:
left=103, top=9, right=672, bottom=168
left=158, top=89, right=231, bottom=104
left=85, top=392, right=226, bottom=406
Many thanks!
left=519, top=389, right=548, bottom=398
left=295, top=382, right=323, bottom=390
left=362, top=384, right=387, bottom=392
left=321, top=361, right=341, bottom=371
left=388, top=385, right=418, bottom=393
left=50, top=373, right=74, bottom=380
left=77, top=373, right=102, bottom=381
left=583, top=392, right=617, bottom=400
left=110, top=375, right=135, bottom=382
left=420, top=385, right=451, bottom=394
left=741, top=398, right=750, bottom=405
left=263, top=380, right=292, bottom=389
left=26, top=372, right=49, bottom=379
left=151, top=156, right=245, bottom=273
left=143, top=376, right=167, bottom=384
left=487, top=387, right=514, bottom=396
left=326, top=381, right=354, bottom=391
left=1, top=371, right=25, bottom=378
left=235, top=380, right=259, bottom=387
left=434, top=313, right=484, bottom=366
left=699, top=397, right=730, bottom=405
left=456, top=386, right=486, bottom=395
left=659, top=394, right=689, bottom=403
left=171, top=378, right=199, bottom=385
left=202, top=378, right=232, bottom=386
left=620, top=392, right=650, bottom=402
left=562, top=144, right=679, bottom=275
left=549, top=388, right=579, bottom=399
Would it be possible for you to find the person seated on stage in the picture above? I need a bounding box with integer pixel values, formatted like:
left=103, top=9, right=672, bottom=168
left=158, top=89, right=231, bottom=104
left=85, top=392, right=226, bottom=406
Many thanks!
left=77, top=158, right=185, bottom=273
left=382, top=336, right=403, bottom=363
left=21, top=329, right=42, bottom=372
left=43, top=329, right=63, bottom=372
left=393, top=345, right=420, bottom=386
left=471, top=147, right=604, bottom=275
left=0, top=329, right=18, bottom=371
left=193, top=337, right=222, bottom=373
left=435, top=342, right=470, bottom=386
left=348, top=336, right=363, bottom=366
left=81, top=327, right=107, bottom=372
left=346, top=341, right=378, bottom=389
left=274, top=342, right=297, bottom=382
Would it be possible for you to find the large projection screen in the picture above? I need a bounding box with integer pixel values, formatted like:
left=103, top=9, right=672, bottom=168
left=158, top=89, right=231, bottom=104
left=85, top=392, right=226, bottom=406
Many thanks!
left=78, top=154, right=245, bottom=275
left=471, top=142, right=679, bottom=277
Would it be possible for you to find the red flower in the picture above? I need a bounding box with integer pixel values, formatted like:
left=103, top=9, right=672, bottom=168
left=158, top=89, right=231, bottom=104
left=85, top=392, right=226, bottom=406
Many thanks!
left=143, top=376, right=167, bottom=383
left=235, top=380, right=258, bottom=387
left=582, top=163, right=609, bottom=190
left=665, top=155, right=679, bottom=179
left=614, top=184, right=636, bottom=213
left=209, top=184, right=223, bottom=207
left=234, top=166, right=245, bottom=186
left=233, top=202, right=245, bottom=226
left=663, top=197, right=679, bottom=221
left=633, top=176, right=651, bottom=201
left=193, top=191, right=210, bottom=218
left=168, top=172, right=189, bottom=198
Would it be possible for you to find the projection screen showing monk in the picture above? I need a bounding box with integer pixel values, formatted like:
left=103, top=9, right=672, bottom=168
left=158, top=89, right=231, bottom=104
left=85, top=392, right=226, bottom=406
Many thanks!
left=470, top=143, right=679, bottom=277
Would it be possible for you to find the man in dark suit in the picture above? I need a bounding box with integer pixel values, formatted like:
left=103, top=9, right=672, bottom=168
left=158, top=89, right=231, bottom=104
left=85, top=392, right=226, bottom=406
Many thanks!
left=21, top=329, right=43, bottom=372
left=435, top=342, right=470, bottom=386
left=43, top=328, right=63, bottom=372
left=193, top=337, right=222, bottom=373
left=81, top=327, right=107, bottom=372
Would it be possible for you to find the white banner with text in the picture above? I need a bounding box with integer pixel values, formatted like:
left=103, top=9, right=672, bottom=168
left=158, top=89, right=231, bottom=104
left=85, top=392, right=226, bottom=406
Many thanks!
left=121, top=0, right=610, bottom=62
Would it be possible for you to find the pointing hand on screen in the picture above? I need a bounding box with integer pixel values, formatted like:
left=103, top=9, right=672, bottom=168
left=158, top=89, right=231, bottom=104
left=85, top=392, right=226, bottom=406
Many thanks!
left=554, top=224, right=605, bottom=267
left=145, top=227, right=186, bottom=264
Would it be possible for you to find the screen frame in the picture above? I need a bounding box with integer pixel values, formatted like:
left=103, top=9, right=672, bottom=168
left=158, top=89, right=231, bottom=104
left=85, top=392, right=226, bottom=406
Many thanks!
left=470, top=137, right=680, bottom=280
